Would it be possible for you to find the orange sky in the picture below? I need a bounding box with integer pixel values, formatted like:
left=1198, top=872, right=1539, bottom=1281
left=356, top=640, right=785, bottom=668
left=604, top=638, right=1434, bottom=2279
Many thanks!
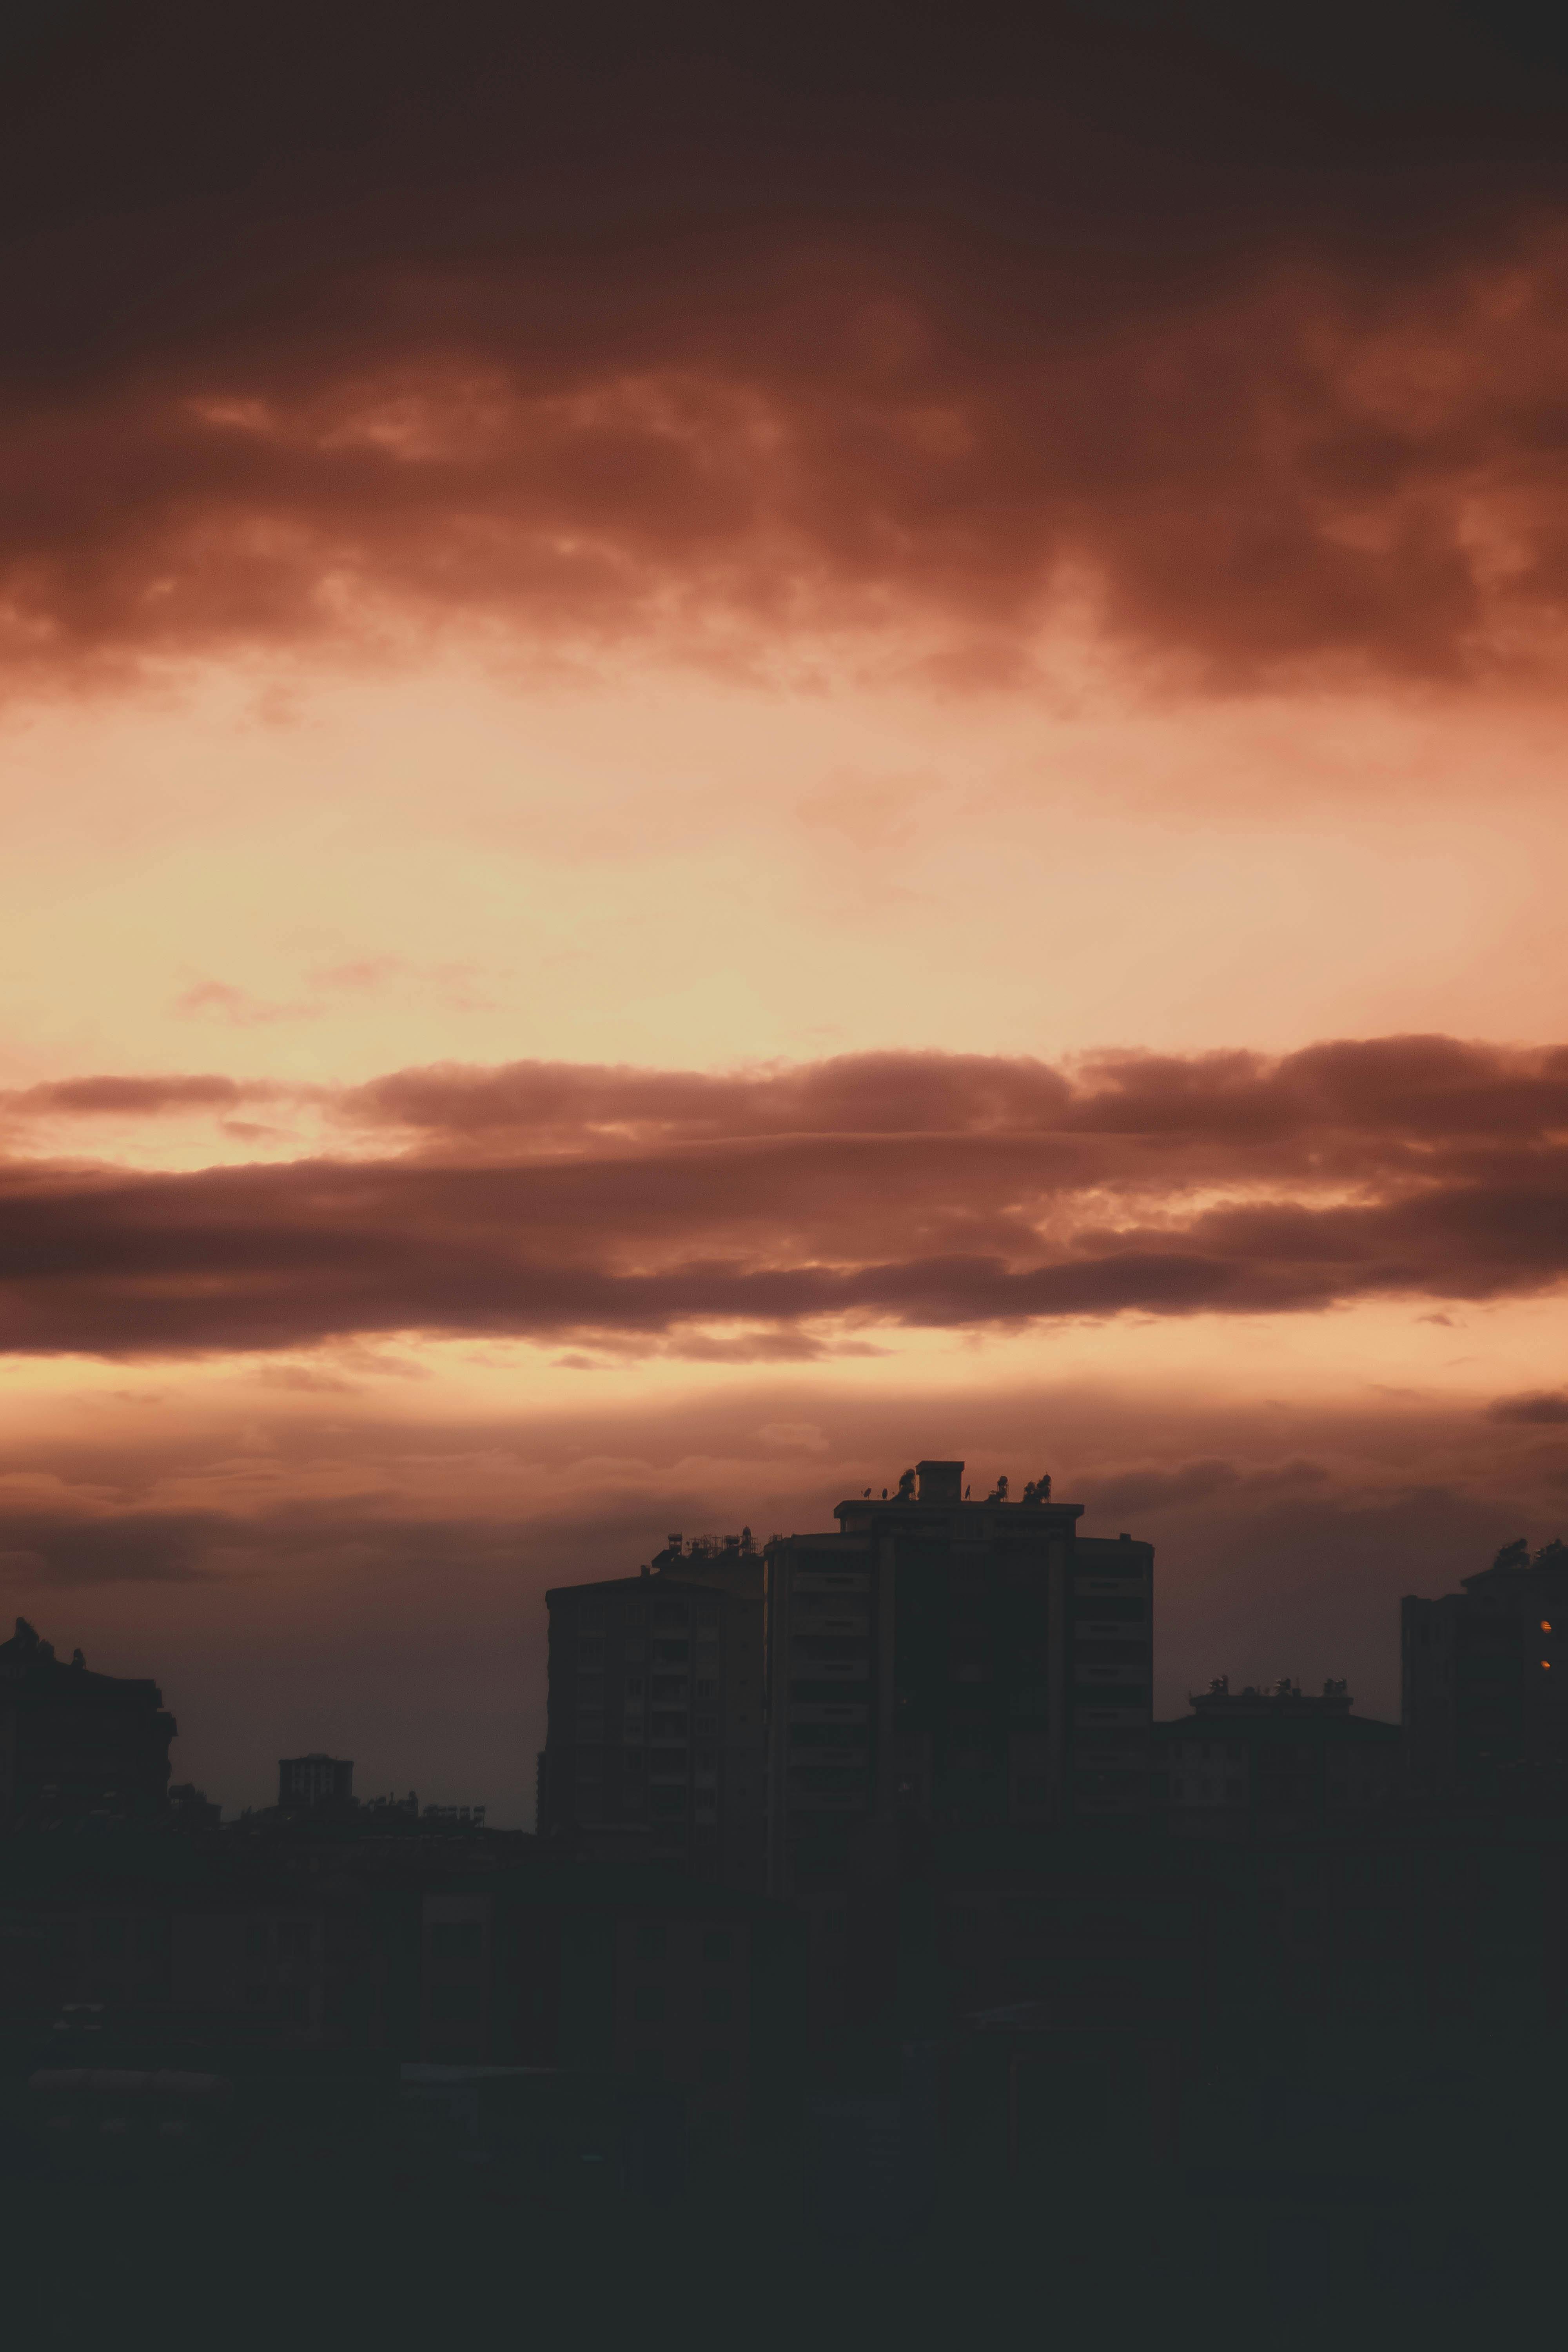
left=5, top=2, right=1568, bottom=1817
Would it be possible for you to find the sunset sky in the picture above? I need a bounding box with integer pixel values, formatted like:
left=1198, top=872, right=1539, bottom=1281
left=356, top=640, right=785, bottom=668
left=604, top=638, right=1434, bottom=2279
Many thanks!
left=6, top=2, right=1568, bottom=1821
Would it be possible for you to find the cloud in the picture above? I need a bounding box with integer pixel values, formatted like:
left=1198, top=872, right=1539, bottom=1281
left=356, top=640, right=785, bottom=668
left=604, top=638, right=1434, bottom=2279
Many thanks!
left=5, top=1074, right=258, bottom=1117
left=0, top=1510, right=221, bottom=1585
left=4, top=7, right=1568, bottom=698
left=1079, top=1459, right=1243, bottom=1517
left=2, top=1033, right=1568, bottom=1356
left=172, top=981, right=317, bottom=1028
left=1488, top=1392, right=1568, bottom=1424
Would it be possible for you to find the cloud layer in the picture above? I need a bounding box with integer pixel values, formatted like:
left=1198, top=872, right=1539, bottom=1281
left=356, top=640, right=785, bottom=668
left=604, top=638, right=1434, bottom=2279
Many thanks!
left=6, top=6, right=1568, bottom=692
left=4, top=1034, right=1567, bottom=1357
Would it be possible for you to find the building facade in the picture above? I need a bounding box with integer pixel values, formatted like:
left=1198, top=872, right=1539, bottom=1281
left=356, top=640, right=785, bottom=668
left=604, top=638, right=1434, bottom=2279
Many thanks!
left=1403, top=1539, right=1568, bottom=1799
left=278, top=1753, right=354, bottom=1812
left=764, top=1459, right=1153, bottom=1899
left=0, top=1619, right=176, bottom=1831
left=1153, top=1677, right=1401, bottom=1838
left=539, top=1535, right=767, bottom=1889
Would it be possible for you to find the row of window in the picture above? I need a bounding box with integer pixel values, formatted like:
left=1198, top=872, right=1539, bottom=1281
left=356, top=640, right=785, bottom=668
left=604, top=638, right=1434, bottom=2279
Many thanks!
left=573, top=1745, right=726, bottom=1768
left=572, top=1597, right=726, bottom=1633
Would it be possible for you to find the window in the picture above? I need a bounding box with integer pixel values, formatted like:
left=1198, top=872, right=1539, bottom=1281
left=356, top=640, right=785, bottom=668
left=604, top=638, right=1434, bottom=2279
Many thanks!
left=279, top=1985, right=313, bottom=2026
left=653, top=1601, right=689, bottom=1628
left=90, top=1916, right=128, bottom=1960
left=278, top=1920, right=314, bottom=1962
left=700, top=2049, right=731, bottom=2087
left=651, top=1787, right=687, bottom=1817
left=429, top=1920, right=483, bottom=1963
left=625, top=1677, right=645, bottom=1697
left=633, top=1984, right=665, bottom=2025
left=702, top=1929, right=733, bottom=1965
left=635, top=1923, right=666, bottom=1962
left=702, top=1985, right=731, bottom=2025
left=246, top=1922, right=270, bottom=1960
left=695, top=1679, right=715, bottom=1699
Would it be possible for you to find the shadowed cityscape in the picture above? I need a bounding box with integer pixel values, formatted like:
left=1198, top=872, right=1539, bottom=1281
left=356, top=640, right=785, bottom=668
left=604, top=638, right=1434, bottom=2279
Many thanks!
left=5, top=1454, right=1565, bottom=2339
left=9, top=0, right=1568, bottom=2343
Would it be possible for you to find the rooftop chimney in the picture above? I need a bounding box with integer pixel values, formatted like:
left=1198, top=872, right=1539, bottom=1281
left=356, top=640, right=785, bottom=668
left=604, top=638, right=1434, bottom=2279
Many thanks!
left=916, top=1460, right=964, bottom=1505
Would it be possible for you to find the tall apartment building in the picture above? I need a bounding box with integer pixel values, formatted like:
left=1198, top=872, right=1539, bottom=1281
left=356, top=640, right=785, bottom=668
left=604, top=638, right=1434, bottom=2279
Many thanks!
left=1403, top=1538, right=1568, bottom=1798
left=539, top=1534, right=767, bottom=1889
left=764, top=1460, right=1152, bottom=1897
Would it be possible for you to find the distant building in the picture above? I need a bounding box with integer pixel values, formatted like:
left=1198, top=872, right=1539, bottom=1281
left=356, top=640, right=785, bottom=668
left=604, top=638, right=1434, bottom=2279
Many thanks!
left=167, top=1782, right=221, bottom=1830
left=764, top=1458, right=1153, bottom=1899
left=278, top=1753, right=354, bottom=1813
left=0, top=1619, right=176, bottom=1830
left=539, top=1532, right=767, bottom=1889
left=1153, top=1677, right=1400, bottom=1837
left=1403, top=1539, right=1568, bottom=1798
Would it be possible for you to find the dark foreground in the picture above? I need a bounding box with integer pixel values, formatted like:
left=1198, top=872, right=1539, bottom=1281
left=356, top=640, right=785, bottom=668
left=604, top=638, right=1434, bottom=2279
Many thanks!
left=4, top=2035, right=1556, bottom=2352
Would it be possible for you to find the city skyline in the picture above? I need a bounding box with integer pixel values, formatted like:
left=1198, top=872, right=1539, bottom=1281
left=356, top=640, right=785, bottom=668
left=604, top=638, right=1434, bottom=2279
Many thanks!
left=5, top=4, right=1568, bottom=1822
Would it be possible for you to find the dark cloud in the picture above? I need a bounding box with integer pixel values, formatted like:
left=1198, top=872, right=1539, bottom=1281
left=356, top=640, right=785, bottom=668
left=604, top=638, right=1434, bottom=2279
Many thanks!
left=0, top=1508, right=221, bottom=1584
left=2, top=6, right=1568, bottom=691
left=6, top=1074, right=258, bottom=1117
left=1079, top=1459, right=1243, bottom=1517
left=1488, top=1391, right=1568, bottom=1424
left=3, top=1035, right=1568, bottom=1356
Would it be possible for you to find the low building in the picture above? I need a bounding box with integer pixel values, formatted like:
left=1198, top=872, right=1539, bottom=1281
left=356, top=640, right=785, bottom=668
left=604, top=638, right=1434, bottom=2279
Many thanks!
left=1403, top=1538, right=1568, bottom=1800
left=1153, top=1677, right=1401, bottom=1838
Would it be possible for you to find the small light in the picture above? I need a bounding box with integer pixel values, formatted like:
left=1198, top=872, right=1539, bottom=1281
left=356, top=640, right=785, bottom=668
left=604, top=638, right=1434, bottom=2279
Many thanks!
left=1544, top=1661, right=1553, bottom=1672
left=1542, top=1621, right=1553, bottom=1633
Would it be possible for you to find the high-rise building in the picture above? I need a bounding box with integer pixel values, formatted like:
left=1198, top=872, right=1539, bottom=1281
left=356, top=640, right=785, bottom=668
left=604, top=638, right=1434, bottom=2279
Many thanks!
left=763, top=1460, right=1152, bottom=1897
left=0, top=1618, right=176, bottom=1830
left=1403, top=1538, right=1568, bottom=1798
left=539, top=1534, right=766, bottom=1888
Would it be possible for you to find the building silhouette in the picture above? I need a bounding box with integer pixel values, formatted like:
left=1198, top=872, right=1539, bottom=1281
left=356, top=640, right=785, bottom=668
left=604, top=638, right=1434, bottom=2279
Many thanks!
left=1403, top=1537, right=1568, bottom=1799
left=538, top=1531, right=766, bottom=1887
left=764, top=1459, right=1152, bottom=1899
left=1153, top=1676, right=1401, bottom=1838
left=0, top=1618, right=176, bottom=1830
left=278, top=1753, right=354, bottom=1813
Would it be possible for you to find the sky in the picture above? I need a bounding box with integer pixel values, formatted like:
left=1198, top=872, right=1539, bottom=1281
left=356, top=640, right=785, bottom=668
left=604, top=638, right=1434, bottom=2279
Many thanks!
left=5, top=1, right=1568, bottom=1820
